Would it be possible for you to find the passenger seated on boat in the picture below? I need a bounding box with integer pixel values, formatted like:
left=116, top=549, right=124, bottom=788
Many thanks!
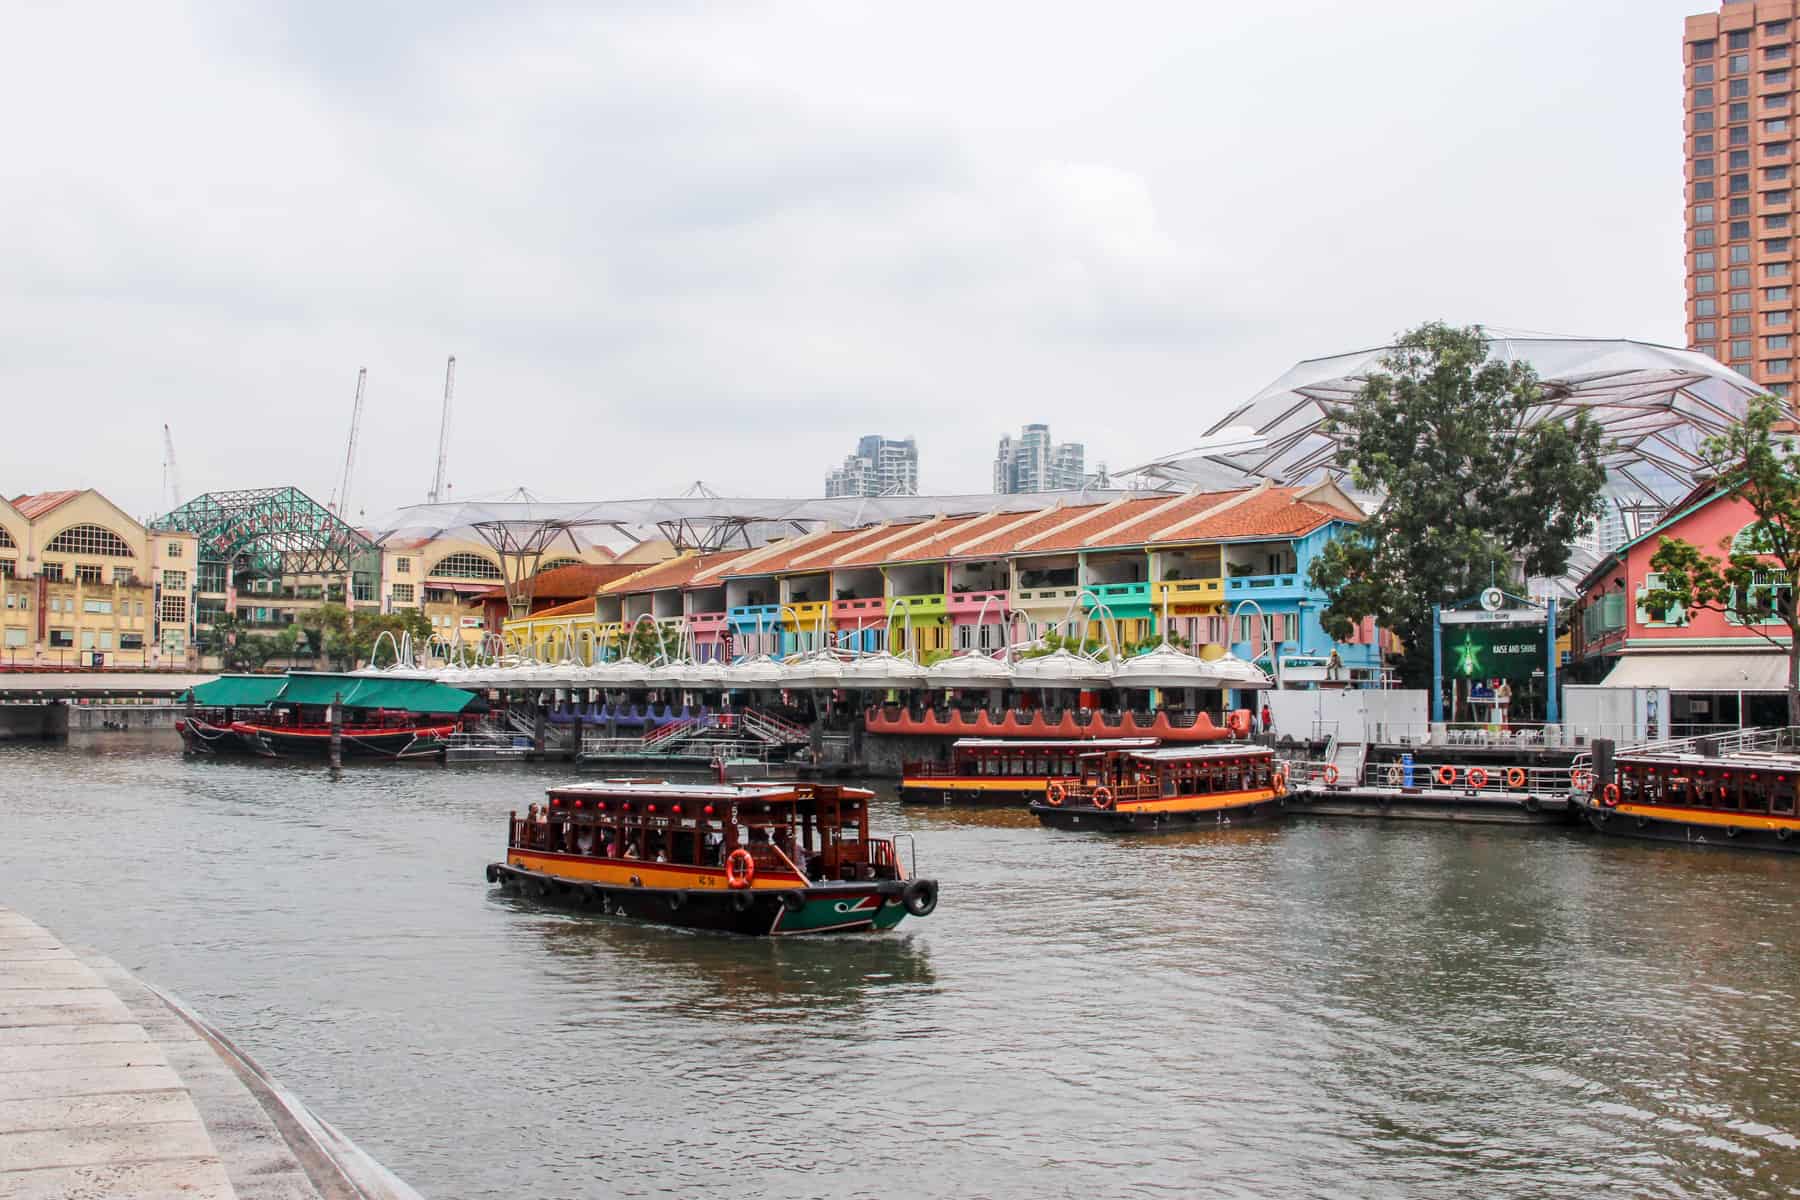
left=575, top=825, right=596, bottom=855
left=605, top=831, right=622, bottom=857
left=623, top=838, right=642, bottom=860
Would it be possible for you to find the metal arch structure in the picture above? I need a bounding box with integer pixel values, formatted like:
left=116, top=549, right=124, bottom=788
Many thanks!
left=468, top=518, right=589, bottom=621
left=1121, top=335, right=1778, bottom=521
left=157, top=487, right=377, bottom=576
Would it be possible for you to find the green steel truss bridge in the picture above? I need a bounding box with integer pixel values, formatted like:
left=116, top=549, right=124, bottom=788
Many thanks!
left=156, top=488, right=377, bottom=577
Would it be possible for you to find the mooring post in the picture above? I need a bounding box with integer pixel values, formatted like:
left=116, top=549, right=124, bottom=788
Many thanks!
left=533, top=704, right=547, bottom=755
left=328, top=691, right=343, bottom=769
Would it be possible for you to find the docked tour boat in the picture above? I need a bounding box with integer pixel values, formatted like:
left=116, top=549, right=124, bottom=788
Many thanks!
left=900, top=737, right=1158, bottom=805
left=487, top=780, right=939, bottom=935
left=176, top=672, right=478, bottom=761
left=1576, top=731, right=1800, bottom=852
left=1030, top=744, right=1290, bottom=832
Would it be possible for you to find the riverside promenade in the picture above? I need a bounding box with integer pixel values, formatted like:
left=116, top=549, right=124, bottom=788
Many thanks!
left=0, top=907, right=418, bottom=1200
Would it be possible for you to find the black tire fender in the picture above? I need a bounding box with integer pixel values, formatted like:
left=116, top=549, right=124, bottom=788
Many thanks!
left=666, top=890, right=688, bottom=911
left=778, top=890, right=807, bottom=912
left=484, top=863, right=499, bottom=884
left=730, top=889, right=754, bottom=912
left=1523, top=796, right=1541, bottom=814
left=902, top=879, right=939, bottom=917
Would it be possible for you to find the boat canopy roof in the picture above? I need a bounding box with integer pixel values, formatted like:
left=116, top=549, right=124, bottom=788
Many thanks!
left=183, top=672, right=477, bottom=714
left=548, top=781, right=876, bottom=804
left=952, top=737, right=1159, bottom=751
left=1118, top=745, right=1273, bottom=763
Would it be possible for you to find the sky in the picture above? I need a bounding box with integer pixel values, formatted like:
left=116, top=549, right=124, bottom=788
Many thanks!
left=1, top=0, right=1708, bottom=523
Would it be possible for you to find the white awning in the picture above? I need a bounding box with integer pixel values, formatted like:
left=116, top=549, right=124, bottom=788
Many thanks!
left=1599, top=652, right=1791, bottom=693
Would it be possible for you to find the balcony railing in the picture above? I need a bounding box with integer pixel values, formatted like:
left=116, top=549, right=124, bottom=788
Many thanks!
left=1156, top=578, right=1222, bottom=603
left=1225, top=574, right=1302, bottom=593
left=946, top=588, right=1007, bottom=614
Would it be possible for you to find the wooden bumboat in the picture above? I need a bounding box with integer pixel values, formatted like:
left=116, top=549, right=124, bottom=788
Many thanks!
left=487, top=781, right=939, bottom=935
left=900, top=737, right=1158, bottom=805
left=1029, top=744, right=1290, bottom=832
left=1576, top=742, right=1800, bottom=853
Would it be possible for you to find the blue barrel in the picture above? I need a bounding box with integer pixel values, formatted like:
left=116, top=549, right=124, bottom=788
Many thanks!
left=1401, top=752, right=1414, bottom=789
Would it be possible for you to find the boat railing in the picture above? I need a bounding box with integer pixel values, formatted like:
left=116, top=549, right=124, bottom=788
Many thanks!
left=1627, top=724, right=1800, bottom=758
left=446, top=729, right=531, bottom=750
left=1352, top=759, right=1580, bottom=794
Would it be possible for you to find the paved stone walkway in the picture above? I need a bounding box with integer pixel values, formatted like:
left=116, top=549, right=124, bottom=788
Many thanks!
left=0, top=908, right=401, bottom=1200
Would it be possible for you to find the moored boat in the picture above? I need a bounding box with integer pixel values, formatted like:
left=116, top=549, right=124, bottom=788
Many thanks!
left=177, top=672, right=479, bottom=762
left=1029, top=744, right=1290, bottom=832
left=1575, top=732, right=1800, bottom=852
left=486, top=780, right=939, bottom=935
left=900, top=737, right=1158, bottom=805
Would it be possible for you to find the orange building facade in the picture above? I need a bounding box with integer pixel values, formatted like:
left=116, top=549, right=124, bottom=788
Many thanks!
left=1684, top=2, right=1800, bottom=397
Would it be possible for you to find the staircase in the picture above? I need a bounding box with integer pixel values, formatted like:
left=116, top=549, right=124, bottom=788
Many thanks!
left=1329, top=739, right=1366, bottom=786
left=741, top=708, right=811, bottom=748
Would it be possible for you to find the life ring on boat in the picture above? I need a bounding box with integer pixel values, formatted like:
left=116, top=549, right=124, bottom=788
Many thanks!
left=1272, top=769, right=1287, bottom=796
left=1226, top=709, right=1252, bottom=738
left=725, top=848, right=755, bottom=889
left=1045, top=782, right=1066, bottom=807
left=1092, top=786, right=1115, bottom=810
left=1601, top=783, right=1620, bottom=808
left=1571, top=770, right=1591, bottom=793
left=1436, top=765, right=1457, bottom=787
left=1385, top=765, right=1402, bottom=787
left=1467, top=767, right=1489, bottom=790
left=1323, top=764, right=1339, bottom=786
left=1506, top=767, right=1526, bottom=789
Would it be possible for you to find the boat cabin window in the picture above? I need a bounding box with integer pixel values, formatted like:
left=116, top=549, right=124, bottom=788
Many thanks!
left=1620, top=761, right=1798, bottom=815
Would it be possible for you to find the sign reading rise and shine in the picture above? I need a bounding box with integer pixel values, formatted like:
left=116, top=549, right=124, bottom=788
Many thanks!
left=1442, top=623, right=1546, bottom=680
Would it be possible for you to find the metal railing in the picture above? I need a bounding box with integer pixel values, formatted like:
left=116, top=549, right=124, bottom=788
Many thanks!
left=1629, top=725, right=1800, bottom=757
left=1296, top=758, right=1581, bottom=795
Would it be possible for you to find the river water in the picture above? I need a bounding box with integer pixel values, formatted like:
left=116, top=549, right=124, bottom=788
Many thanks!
left=3, top=735, right=1798, bottom=1199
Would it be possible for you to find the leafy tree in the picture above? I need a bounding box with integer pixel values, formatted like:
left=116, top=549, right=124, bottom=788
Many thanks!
left=1307, top=322, right=1608, bottom=685
left=624, top=621, right=680, bottom=663
left=1644, top=395, right=1800, bottom=723
left=300, top=604, right=433, bottom=669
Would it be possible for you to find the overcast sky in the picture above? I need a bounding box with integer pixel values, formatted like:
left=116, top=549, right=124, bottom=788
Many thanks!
left=1, top=1, right=1705, bottom=521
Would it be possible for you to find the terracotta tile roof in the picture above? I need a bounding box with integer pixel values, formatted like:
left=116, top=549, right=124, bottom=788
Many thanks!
left=747, top=526, right=894, bottom=576
left=605, top=549, right=752, bottom=595
left=829, top=518, right=949, bottom=567
left=955, top=506, right=1087, bottom=559
left=11, top=490, right=82, bottom=520
left=874, top=510, right=1029, bottom=565
left=524, top=597, right=597, bottom=621
left=1167, top=489, right=1354, bottom=541
left=475, top=562, right=640, bottom=602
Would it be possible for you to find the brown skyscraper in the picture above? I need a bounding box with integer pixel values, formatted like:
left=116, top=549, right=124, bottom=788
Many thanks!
left=1685, top=3, right=1800, bottom=398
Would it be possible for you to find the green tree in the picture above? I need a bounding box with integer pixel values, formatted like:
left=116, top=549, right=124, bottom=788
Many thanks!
left=300, top=604, right=432, bottom=669
left=1644, top=395, right=1800, bottom=723
left=1307, top=322, right=1608, bottom=685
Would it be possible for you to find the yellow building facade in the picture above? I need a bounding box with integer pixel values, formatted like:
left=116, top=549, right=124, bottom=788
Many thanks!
left=0, top=490, right=200, bottom=669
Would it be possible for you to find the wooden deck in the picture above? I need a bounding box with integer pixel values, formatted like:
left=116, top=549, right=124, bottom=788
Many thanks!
left=0, top=906, right=417, bottom=1200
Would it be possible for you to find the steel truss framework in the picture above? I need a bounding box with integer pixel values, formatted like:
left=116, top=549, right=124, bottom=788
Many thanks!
left=157, top=487, right=377, bottom=576
left=468, top=519, right=590, bottom=620
left=1125, top=335, right=1779, bottom=518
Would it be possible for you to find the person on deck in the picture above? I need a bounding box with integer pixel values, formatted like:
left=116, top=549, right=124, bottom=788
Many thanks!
left=1260, top=702, right=1273, bottom=737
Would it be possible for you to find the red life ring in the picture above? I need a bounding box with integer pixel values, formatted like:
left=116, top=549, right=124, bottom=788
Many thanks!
left=1571, top=769, right=1591, bottom=792
left=725, top=848, right=755, bottom=889
left=1436, top=765, right=1457, bottom=787
left=1226, top=710, right=1252, bottom=737
left=1272, top=769, right=1288, bottom=796
left=1323, top=764, right=1340, bottom=786
left=1601, top=783, right=1620, bottom=808
left=1045, top=782, right=1066, bottom=807
left=1506, top=767, right=1526, bottom=789
left=1092, top=786, right=1115, bottom=811
left=1468, top=767, right=1489, bottom=789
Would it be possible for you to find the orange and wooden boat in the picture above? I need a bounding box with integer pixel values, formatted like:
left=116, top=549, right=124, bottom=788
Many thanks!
left=900, top=737, right=1158, bottom=806
left=1030, top=745, right=1289, bottom=832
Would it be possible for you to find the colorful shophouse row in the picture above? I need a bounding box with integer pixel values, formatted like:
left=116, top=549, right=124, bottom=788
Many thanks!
left=502, top=479, right=1386, bottom=684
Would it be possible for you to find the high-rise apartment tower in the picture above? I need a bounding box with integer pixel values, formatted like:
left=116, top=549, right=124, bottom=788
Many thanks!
left=824, top=435, right=919, bottom=497
left=1685, top=3, right=1800, bottom=397
left=993, top=424, right=1086, bottom=493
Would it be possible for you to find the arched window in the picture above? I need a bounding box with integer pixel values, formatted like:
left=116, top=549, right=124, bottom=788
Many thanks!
left=541, top=558, right=581, bottom=572
left=44, top=524, right=134, bottom=557
left=1732, top=522, right=1777, bottom=556
left=428, top=552, right=503, bottom=580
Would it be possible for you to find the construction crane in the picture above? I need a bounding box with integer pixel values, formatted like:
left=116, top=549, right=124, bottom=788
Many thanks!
left=330, top=368, right=367, bottom=516
left=429, top=355, right=455, bottom=505
left=161, top=425, right=182, bottom=511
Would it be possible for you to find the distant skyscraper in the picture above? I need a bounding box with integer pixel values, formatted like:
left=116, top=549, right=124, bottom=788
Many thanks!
left=1683, top=6, right=1797, bottom=398
left=824, top=435, right=918, bottom=497
left=993, top=424, right=1086, bottom=493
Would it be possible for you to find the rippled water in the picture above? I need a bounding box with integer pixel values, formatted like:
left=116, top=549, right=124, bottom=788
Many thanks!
left=4, top=735, right=1799, bottom=1199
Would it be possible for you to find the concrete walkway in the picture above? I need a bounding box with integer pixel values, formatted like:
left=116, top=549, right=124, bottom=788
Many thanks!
left=0, top=908, right=415, bottom=1200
